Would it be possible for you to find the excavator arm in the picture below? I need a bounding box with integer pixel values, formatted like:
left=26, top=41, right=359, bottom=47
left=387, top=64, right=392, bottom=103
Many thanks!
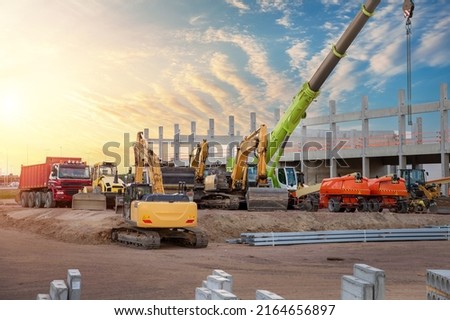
left=230, top=124, right=269, bottom=190
left=134, top=131, right=165, bottom=194
left=190, top=139, right=209, bottom=183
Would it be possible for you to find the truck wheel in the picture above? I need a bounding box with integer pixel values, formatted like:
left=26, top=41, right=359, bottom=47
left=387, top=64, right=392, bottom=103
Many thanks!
left=27, top=192, right=36, bottom=208
left=328, top=198, right=340, bottom=212
left=21, top=192, right=29, bottom=208
left=45, top=192, right=56, bottom=208
left=34, top=192, right=45, bottom=208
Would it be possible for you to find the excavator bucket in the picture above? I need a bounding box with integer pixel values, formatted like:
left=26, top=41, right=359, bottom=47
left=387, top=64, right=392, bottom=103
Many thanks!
left=161, top=167, right=196, bottom=193
left=246, top=187, right=289, bottom=211
left=72, top=192, right=107, bottom=211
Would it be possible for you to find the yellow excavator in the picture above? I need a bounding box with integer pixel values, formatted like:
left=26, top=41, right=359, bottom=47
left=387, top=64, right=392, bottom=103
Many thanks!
left=110, top=132, right=208, bottom=249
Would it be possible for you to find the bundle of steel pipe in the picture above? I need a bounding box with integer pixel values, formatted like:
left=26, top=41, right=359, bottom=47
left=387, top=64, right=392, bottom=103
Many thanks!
left=239, top=226, right=450, bottom=246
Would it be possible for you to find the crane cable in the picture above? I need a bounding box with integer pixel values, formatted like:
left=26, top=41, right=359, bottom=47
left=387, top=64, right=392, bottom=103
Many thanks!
left=406, top=16, right=412, bottom=125
left=403, top=0, right=415, bottom=125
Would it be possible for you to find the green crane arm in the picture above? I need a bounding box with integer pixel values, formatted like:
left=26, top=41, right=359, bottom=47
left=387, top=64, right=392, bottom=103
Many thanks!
left=265, top=0, right=381, bottom=183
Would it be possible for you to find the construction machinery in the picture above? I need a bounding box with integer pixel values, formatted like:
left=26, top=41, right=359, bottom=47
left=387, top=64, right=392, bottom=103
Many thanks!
left=18, top=157, right=92, bottom=208
left=367, top=175, right=409, bottom=213
left=110, top=132, right=208, bottom=249
left=191, top=125, right=294, bottom=211
left=400, top=168, right=450, bottom=213
left=90, top=161, right=126, bottom=209
left=190, top=0, right=401, bottom=211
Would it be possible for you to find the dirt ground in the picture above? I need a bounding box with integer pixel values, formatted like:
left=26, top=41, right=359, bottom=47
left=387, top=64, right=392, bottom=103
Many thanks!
left=1, top=198, right=450, bottom=300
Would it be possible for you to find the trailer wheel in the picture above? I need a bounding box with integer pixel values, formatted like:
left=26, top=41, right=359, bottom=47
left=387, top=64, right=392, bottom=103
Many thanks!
left=44, top=191, right=56, bottom=208
left=367, top=199, right=380, bottom=212
left=34, top=192, right=45, bottom=208
left=21, top=192, right=29, bottom=208
left=328, top=198, right=340, bottom=212
left=357, top=198, right=368, bottom=212
left=27, top=192, right=35, bottom=208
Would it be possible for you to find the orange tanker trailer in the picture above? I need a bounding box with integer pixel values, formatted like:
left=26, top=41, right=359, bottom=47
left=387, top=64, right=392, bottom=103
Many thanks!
left=319, top=173, right=371, bottom=212
left=367, top=175, right=409, bottom=213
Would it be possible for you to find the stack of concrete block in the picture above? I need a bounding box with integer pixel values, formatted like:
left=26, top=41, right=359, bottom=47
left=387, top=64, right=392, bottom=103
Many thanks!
left=196, top=269, right=237, bottom=300
left=426, top=269, right=450, bottom=300
left=36, top=269, right=81, bottom=300
left=195, top=269, right=284, bottom=300
left=341, top=264, right=385, bottom=300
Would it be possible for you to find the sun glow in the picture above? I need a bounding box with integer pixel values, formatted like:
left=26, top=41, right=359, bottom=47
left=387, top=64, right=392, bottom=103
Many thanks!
left=0, top=90, right=23, bottom=123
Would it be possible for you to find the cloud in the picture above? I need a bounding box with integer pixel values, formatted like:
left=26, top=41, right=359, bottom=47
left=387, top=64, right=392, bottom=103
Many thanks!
left=286, top=40, right=309, bottom=71
left=225, top=0, right=250, bottom=12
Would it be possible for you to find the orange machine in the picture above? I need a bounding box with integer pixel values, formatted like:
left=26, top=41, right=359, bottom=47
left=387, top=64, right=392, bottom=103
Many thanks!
left=319, top=173, right=371, bottom=212
left=367, top=175, right=409, bottom=213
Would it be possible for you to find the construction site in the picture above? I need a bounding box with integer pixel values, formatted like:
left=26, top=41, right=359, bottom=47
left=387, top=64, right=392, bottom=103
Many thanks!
left=1, top=0, right=450, bottom=301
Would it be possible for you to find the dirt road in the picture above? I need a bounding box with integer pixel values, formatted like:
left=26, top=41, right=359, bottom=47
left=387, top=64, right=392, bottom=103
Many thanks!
left=1, top=200, right=449, bottom=300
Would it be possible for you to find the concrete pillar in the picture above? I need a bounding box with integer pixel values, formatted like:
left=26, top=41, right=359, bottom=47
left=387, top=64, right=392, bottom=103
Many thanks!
left=361, top=96, right=369, bottom=177
left=328, top=100, right=337, bottom=177
left=191, top=121, right=196, bottom=138
left=250, top=112, right=256, bottom=132
left=415, top=117, right=423, bottom=144
left=439, top=83, right=449, bottom=196
left=208, top=118, right=214, bottom=138
left=174, top=124, right=180, bottom=162
left=228, top=115, right=235, bottom=137
left=208, top=119, right=214, bottom=157
left=398, top=89, right=406, bottom=169
left=158, top=126, right=166, bottom=162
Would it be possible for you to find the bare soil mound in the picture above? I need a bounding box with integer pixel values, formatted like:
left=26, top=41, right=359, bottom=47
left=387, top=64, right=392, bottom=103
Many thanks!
left=1, top=200, right=449, bottom=245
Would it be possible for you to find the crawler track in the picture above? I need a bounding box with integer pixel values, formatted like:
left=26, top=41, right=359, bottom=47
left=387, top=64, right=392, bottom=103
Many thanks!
left=111, top=227, right=209, bottom=249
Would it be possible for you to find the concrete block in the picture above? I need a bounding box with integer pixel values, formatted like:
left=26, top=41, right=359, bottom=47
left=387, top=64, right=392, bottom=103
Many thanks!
left=36, top=293, right=51, bottom=300
left=195, top=287, right=212, bottom=300
left=202, top=280, right=208, bottom=288
left=211, top=289, right=238, bottom=300
left=256, top=289, right=285, bottom=300
left=353, top=263, right=385, bottom=300
left=341, top=275, right=374, bottom=300
left=427, top=270, right=450, bottom=295
left=49, top=280, right=68, bottom=300
left=213, top=270, right=233, bottom=292
left=67, top=269, right=81, bottom=300
left=206, top=275, right=232, bottom=292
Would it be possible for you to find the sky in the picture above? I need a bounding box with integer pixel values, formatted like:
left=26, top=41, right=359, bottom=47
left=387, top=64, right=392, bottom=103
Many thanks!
left=0, top=0, right=449, bottom=175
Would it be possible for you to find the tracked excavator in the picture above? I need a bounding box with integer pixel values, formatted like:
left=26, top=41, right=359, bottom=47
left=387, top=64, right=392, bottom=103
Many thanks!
left=110, top=132, right=208, bottom=249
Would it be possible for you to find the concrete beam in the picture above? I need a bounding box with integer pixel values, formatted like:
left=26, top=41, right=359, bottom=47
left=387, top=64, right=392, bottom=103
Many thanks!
left=353, top=264, right=385, bottom=300
left=341, top=275, right=373, bottom=300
